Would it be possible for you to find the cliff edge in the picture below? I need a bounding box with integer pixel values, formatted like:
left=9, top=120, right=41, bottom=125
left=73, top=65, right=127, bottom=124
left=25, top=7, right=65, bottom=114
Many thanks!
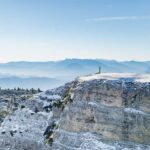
left=0, top=73, right=150, bottom=150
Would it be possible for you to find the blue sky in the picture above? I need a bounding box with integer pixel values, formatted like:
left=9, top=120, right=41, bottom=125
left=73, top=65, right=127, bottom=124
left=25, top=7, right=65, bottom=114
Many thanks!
left=0, top=0, right=150, bottom=62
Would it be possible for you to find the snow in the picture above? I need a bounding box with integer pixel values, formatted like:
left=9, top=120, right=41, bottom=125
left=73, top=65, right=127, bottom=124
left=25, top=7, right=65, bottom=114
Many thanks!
left=37, top=111, right=53, bottom=120
left=88, top=102, right=98, bottom=107
left=54, top=130, right=150, bottom=150
left=22, top=108, right=35, bottom=114
left=71, top=93, right=74, bottom=99
left=80, top=133, right=116, bottom=150
left=78, top=73, right=150, bottom=83
left=42, top=101, right=51, bottom=107
left=0, top=108, right=53, bottom=142
left=33, top=92, right=61, bottom=100
left=40, top=92, right=61, bottom=100
left=136, top=74, right=150, bottom=83
left=32, top=91, right=62, bottom=108
left=124, top=108, right=146, bottom=115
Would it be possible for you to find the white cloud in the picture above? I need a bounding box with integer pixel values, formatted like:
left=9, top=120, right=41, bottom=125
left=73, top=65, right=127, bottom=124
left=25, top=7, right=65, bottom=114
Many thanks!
left=86, top=16, right=150, bottom=22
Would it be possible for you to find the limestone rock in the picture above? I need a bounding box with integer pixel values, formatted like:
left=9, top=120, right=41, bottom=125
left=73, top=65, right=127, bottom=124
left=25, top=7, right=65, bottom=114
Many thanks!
left=0, top=73, right=150, bottom=150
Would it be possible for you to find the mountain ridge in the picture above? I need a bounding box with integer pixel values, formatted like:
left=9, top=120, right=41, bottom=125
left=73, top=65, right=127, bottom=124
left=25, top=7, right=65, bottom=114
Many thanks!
left=0, top=59, right=149, bottom=90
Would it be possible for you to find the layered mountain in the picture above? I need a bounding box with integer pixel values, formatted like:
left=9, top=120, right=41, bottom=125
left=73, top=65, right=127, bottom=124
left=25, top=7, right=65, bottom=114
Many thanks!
left=146, top=67, right=150, bottom=73
left=0, top=59, right=150, bottom=77
left=0, top=73, right=150, bottom=150
left=0, top=59, right=150, bottom=90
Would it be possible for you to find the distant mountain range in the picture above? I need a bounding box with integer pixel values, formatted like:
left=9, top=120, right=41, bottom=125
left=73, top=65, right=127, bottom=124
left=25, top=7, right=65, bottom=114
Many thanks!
left=146, top=67, right=150, bottom=73
left=0, top=59, right=149, bottom=90
left=0, top=76, right=63, bottom=91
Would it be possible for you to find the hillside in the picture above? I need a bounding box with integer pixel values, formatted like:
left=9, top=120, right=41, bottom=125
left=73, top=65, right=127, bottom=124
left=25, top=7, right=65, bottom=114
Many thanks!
left=0, top=73, right=150, bottom=150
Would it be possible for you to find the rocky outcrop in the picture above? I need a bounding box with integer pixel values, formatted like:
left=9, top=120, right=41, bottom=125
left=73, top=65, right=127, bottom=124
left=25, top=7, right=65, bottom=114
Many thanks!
left=0, top=85, right=68, bottom=150
left=0, top=89, right=39, bottom=125
left=0, top=73, right=150, bottom=150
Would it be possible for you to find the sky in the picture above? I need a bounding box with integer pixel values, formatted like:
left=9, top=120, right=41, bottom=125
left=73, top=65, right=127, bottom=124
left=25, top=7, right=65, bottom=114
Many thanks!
left=0, top=0, right=150, bottom=62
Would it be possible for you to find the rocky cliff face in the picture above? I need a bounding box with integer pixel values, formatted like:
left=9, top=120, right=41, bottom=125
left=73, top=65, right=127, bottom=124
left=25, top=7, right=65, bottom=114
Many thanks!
left=0, top=73, right=150, bottom=150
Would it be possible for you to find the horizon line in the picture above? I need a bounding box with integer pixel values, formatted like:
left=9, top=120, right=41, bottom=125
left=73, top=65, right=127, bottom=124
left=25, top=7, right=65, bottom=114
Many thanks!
left=0, top=58, right=149, bottom=64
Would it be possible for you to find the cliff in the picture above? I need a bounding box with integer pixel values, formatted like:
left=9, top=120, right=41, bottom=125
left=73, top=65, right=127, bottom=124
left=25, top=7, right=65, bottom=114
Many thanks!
left=0, top=73, right=150, bottom=150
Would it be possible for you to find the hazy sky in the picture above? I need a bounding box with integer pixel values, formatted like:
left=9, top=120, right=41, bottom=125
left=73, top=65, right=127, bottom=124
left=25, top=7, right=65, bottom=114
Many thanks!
left=0, top=0, right=150, bottom=62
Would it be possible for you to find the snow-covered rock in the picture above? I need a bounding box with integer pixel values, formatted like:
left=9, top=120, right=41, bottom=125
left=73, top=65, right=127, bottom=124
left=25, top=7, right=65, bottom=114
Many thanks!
left=78, top=73, right=150, bottom=83
left=0, top=73, right=150, bottom=150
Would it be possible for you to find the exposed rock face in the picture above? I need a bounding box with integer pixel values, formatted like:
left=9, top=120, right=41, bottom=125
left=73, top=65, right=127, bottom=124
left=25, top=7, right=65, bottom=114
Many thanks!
left=0, top=73, right=150, bottom=150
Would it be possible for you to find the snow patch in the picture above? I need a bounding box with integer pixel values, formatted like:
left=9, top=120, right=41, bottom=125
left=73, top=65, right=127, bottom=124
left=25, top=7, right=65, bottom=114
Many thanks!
left=40, top=92, right=61, bottom=100
left=88, top=102, right=98, bottom=107
left=71, top=93, right=74, bottom=99
left=124, top=108, right=146, bottom=115
left=78, top=73, right=150, bottom=83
